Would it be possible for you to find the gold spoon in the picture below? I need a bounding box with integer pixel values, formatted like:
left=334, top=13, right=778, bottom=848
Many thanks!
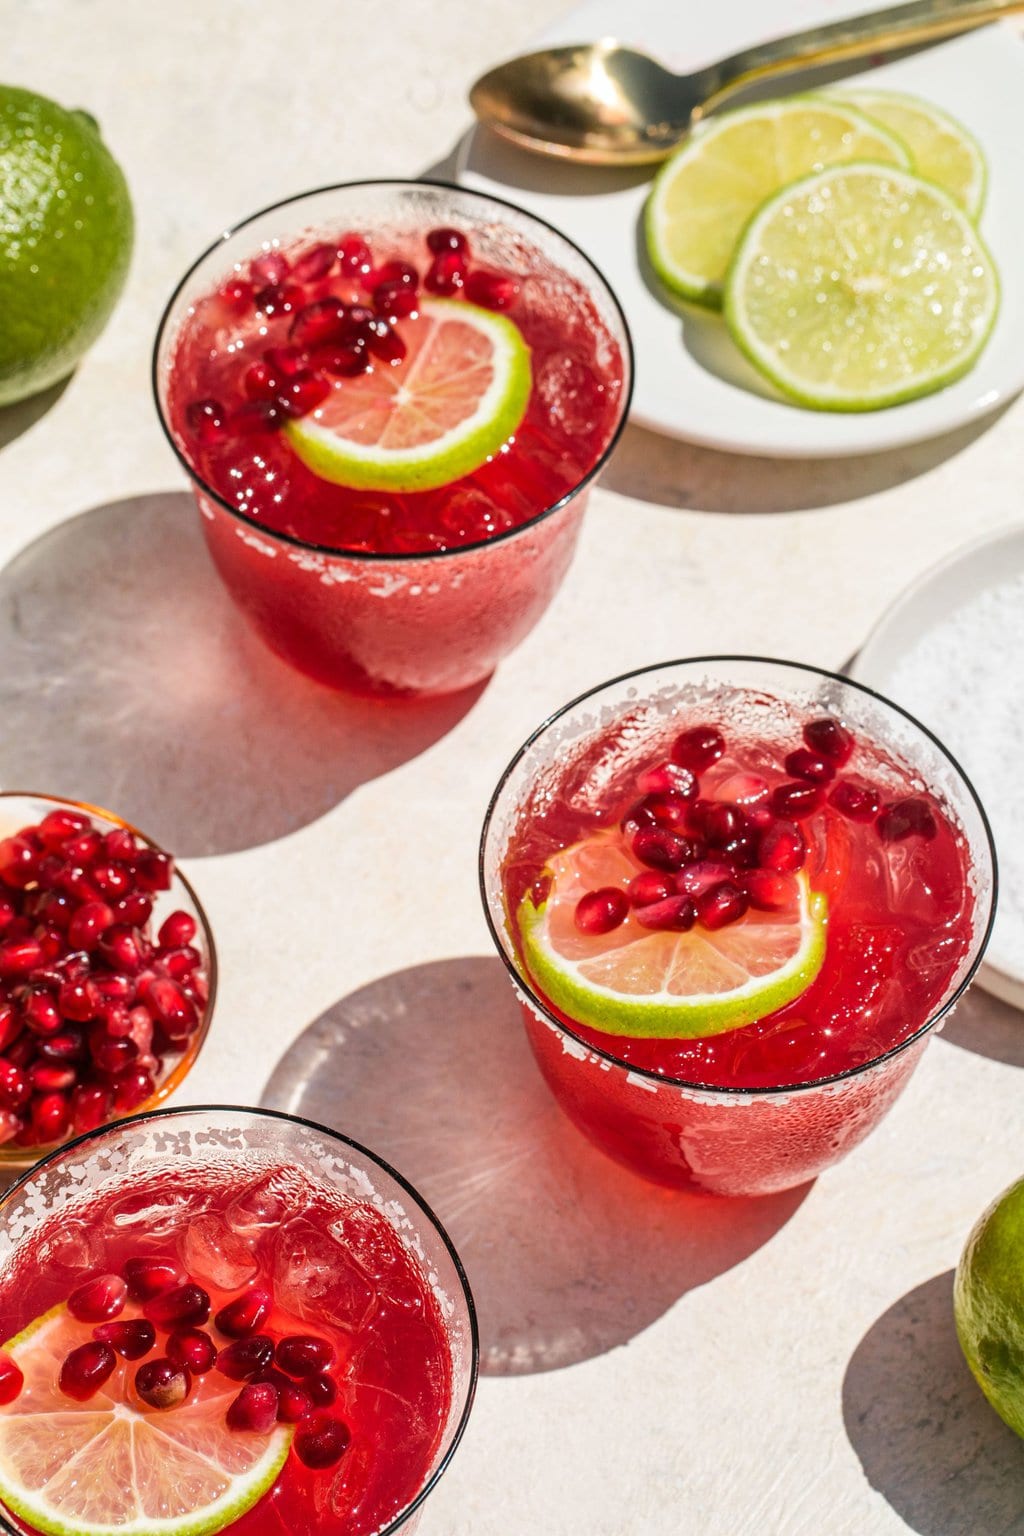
left=470, top=0, right=1024, bottom=165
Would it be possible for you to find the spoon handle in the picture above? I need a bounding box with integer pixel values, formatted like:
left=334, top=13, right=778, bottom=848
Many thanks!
left=704, top=0, right=1024, bottom=111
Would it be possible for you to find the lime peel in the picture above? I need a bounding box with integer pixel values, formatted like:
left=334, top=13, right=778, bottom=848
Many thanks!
left=829, top=87, right=987, bottom=219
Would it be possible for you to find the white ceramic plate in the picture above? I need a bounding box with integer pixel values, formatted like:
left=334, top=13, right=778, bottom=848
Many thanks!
left=851, top=522, right=1024, bottom=1010
left=458, top=0, right=1024, bottom=458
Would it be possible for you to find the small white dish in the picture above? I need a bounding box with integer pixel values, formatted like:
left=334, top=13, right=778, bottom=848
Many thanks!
left=458, top=1, right=1024, bottom=458
left=851, top=521, right=1024, bottom=1010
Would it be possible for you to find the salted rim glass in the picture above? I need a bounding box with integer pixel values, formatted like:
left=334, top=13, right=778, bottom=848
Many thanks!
left=479, top=654, right=998, bottom=1097
left=0, top=791, right=217, bottom=1168
left=151, top=177, right=634, bottom=563
left=0, top=1103, right=479, bottom=1536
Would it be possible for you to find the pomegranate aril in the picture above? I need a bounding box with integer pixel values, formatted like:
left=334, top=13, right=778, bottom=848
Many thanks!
left=693, top=801, right=745, bottom=846
left=426, top=226, right=468, bottom=254
left=243, top=361, right=282, bottom=402
left=804, top=717, right=854, bottom=766
left=877, top=798, right=938, bottom=843
left=68, top=900, right=115, bottom=950
left=134, top=850, right=173, bottom=892
left=103, top=828, right=139, bottom=862
left=276, top=370, right=330, bottom=419
left=744, top=869, right=798, bottom=912
left=635, top=894, right=698, bottom=932
left=227, top=1381, right=278, bottom=1433
left=573, top=887, right=629, bottom=936
left=635, top=761, right=698, bottom=799
left=94, top=1319, right=156, bottom=1359
left=145, top=1283, right=211, bottom=1328
left=58, top=978, right=99, bottom=1022
left=60, top=1341, right=116, bottom=1401
left=31, top=1090, right=69, bottom=1143
left=0, top=897, right=15, bottom=935
left=135, top=1357, right=191, bottom=1410
left=29, top=1060, right=75, bottom=1091
left=90, top=1028, right=138, bottom=1076
left=829, top=781, right=882, bottom=823
left=112, top=1065, right=156, bottom=1113
left=770, top=782, right=824, bottom=821
left=0, top=1005, right=20, bottom=1056
left=630, top=791, right=691, bottom=831
left=0, top=836, right=40, bottom=888
left=671, top=726, right=726, bottom=773
left=229, top=401, right=279, bottom=436
left=309, top=339, right=370, bottom=378
left=100, top=924, right=146, bottom=975
left=64, top=831, right=102, bottom=863
left=218, top=1334, right=275, bottom=1381
left=184, top=398, right=227, bottom=446
left=91, top=860, right=131, bottom=898
left=338, top=233, right=371, bottom=273
left=758, top=820, right=807, bottom=873
left=168, top=1327, right=218, bottom=1374
left=784, top=749, right=835, bottom=785
left=68, top=1272, right=128, bottom=1323
left=72, top=1082, right=111, bottom=1134
left=425, top=250, right=466, bottom=294
left=464, top=268, right=518, bottom=310
left=292, top=241, right=338, bottom=283
left=626, top=871, right=675, bottom=908
left=365, top=320, right=407, bottom=364
left=37, top=809, right=91, bottom=850
left=215, top=1288, right=272, bottom=1339
left=277, top=1381, right=313, bottom=1423
left=275, top=1334, right=336, bottom=1378
left=0, top=937, right=43, bottom=976
left=289, top=298, right=349, bottom=349
left=0, top=1351, right=24, bottom=1405
left=155, top=944, right=201, bottom=980
left=24, top=988, right=62, bottom=1036
left=39, top=1028, right=85, bottom=1062
left=372, top=279, right=417, bottom=318
left=294, top=1414, right=351, bottom=1470
left=696, top=881, right=749, bottom=931
left=221, top=278, right=254, bottom=311
left=251, top=250, right=291, bottom=287
left=304, top=1372, right=338, bottom=1408
left=632, top=827, right=697, bottom=872
left=0, top=1060, right=29, bottom=1110
left=264, top=345, right=305, bottom=378
left=112, top=891, right=153, bottom=927
left=373, top=259, right=418, bottom=288
left=125, top=1257, right=181, bottom=1303
left=147, top=978, right=198, bottom=1038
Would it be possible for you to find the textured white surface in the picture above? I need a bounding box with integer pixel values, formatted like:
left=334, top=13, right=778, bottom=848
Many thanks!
left=2, top=2, right=1024, bottom=1533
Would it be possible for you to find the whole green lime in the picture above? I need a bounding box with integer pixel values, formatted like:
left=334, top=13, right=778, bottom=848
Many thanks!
left=955, top=1175, right=1024, bottom=1437
left=0, top=85, right=133, bottom=406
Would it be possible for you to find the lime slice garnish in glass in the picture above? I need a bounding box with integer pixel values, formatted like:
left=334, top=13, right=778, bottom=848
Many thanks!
left=643, top=96, right=911, bottom=309
left=286, top=297, right=531, bottom=493
left=831, top=88, right=986, bottom=219
left=724, top=161, right=999, bottom=412
left=518, top=830, right=827, bottom=1040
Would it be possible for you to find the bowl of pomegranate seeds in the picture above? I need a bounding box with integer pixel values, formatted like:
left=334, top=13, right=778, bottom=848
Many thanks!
left=0, top=793, right=216, bottom=1162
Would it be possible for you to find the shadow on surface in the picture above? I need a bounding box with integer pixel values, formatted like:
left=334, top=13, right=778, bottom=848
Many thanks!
left=843, top=1270, right=1024, bottom=1535
left=262, top=954, right=807, bottom=1376
left=0, top=378, right=70, bottom=452
left=0, top=493, right=483, bottom=857
left=938, top=984, right=1024, bottom=1070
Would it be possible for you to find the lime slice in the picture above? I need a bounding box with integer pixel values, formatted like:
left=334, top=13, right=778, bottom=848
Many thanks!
left=0, top=1305, right=290, bottom=1536
left=724, top=161, right=999, bottom=412
left=286, top=297, right=531, bottom=492
left=518, top=830, right=827, bottom=1039
left=833, top=89, right=986, bottom=218
left=644, top=97, right=910, bottom=308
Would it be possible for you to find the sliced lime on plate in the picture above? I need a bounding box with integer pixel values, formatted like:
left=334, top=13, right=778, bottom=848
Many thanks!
left=833, top=88, right=986, bottom=218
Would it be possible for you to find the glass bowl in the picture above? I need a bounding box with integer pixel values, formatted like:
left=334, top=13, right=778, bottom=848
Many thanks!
left=153, top=178, right=633, bottom=699
left=0, top=791, right=216, bottom=1170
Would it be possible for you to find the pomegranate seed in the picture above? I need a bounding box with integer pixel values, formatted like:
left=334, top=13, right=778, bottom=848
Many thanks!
left=425, top=251, right=466, bottom=294
left=294, top=1414, right=350, bottom=1470
left=24, top=988, right=62, bottom=1036
left=377, top=259, right=418, bottom=288
left=0, top=937, right=43, bottom=976
left=90, top=1029, right=138, bottom=1076
left=71, top=1082, right=111, bottom=1134
left=135, top=1357, right=191, bottom=1410
left=112, top=891, right=152, bottom=927
left=31, top=1090, right=70, bottom=1142
left=632, top=827, right=698, bottom=872
left=877, top=798, right=938, bottom=842
left=0, top=1351, right=24, bottom=1405
left=103, top=829, right=139, bottom=862
left=68, top=1273, right=128, bottom=1324
left=30, top=1060, right=76, bottom=1091
left=218, top=1335, right=275, bottom=1381
left=696, top=881, right=749, bottom=931
left=635, top=894, right=698, bottom=931
left=636, top=761, right=698, bottom=799
left=155, top=945, right=201, bottom=980
left=630, top=792, right=691, bottom=831
left=215, top=1288, right=272, bottom=1339
left=304, top=1372, right=338, bottom=1408
left=676, top=860, right=736, bottom=899
left=0, top=897, right=15, bottom=935
left=264, top=345, right=305, bottom=377
left=57, top=978, right=99, bottom=1022
left=338, top=234, right=372, bottom=273
left=125, top=1258, right=181, bottom=1303
left=147, top=978, right=198, bottom=1039
left=37, top=810, right=91, bottom=850
left=184, top=398, right=227, bottom=446
left=99, top=924, right=146, bottom=975
left=95, top=973, right=135, bottom=1003
left=784, top=748, right=835, bottom=785
left=93, top=1319, right=156, bottom=1359
left=427, top=226, right=468, bottom=255
left=804, top=717, right=854, bottom=765
left=229, top=401, right=279, bottom=436
left=719, top=833, right=759, bottom=870
left=0, top=1005, right=20, bottom=1056
left=145, top=1283, right=210, bottom=1329
left=275, top=1335, right=336, bottom=1378
left=60, top=1340, right=117, bottom=1401
left=770, top=782, right=824, bottom=820
left=243, top=361, right=282, bottom=402
left=365, top=319, right=407, bottom=364
left=758, top=820, right=807, bottom=873
left=693, top=801, right=746, bottom=846
left=168, top=1328, right=218, bottom=1374
left=308, top=339, right=371, bottom=377
left=277, top=1381, right=313, bottom=1423
left=227, top=1381, right=278, bottom=1433
left=0, top=1060, right=29, bottom=1110
left=292, top=242, right=337, bottom=283
left=68, top=900, right=115, bottom=950
left=829, top=781, right=882, bottom=822
left=744, top=869, right=798, bottom=912
left=220, top=278, right=254, bottom=311
left=0, top=836, right=40, bottom=888
left=573, top=887, right=628, bottom=936
left=289, top=298, right=349, bottom=349
left=251, top=250, right=291, bottom=287
left=39, top=1029, right=85, bottom=1062
left=372, top=279, right=417, bottom=318
left=626, top=871, right=675, bottom=907
left=715, top=773, right=770, bottom=808
left=134, top=851, right=173, bottom=892
left=91, top=860, right=131, bottom=898
left=112, top=1065, right=157, bottom=1113
left=65, top=831, right=102, bottom=864
left=464, top=268, right=519, bottom=310
left=276, top=371, right=330, bottom=419
left=671, top=726, right=725, bottom=773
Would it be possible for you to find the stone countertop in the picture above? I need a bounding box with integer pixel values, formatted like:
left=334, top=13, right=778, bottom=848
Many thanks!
left=2, top=2, right=1024, bottom=1532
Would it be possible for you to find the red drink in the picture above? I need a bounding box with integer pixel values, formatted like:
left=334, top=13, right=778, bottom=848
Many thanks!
left=481, top=658, right=995, bottom=1196
left=0, top=1108, right=476, bottom=1536
left=154, top=182, right=631, bottom=697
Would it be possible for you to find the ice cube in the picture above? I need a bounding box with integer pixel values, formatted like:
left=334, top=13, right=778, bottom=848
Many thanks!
left=179, top=1213, right=258, bottom=1291
left=224, top=1171, right=294, bottom=1241
left=328, top=1205, right=401, bottom=1282
left=272, top=1216, right=376, bottom=1331
left=536, top=351, right=597, bottom=439
left=35, top=1217, right=103, bottom=1276
left=109, top=1190, right=198, bottom=1240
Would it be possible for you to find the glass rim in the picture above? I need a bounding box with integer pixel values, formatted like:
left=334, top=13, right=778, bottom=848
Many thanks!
left=0, top=1101, right=480, bottom=1536
left=0, top=789, right=218, bottom=1165
left=478, top=653, right=999, bottom=1099
left=151, top=175, right=635, bottom=565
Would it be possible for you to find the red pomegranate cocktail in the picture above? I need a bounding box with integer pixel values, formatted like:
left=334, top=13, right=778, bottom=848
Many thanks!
left=481, top=658, right=995, bottom=1197
left=0, top=1107, right=477, bottom=1536
left=153, top=180, right=631, bottom=698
